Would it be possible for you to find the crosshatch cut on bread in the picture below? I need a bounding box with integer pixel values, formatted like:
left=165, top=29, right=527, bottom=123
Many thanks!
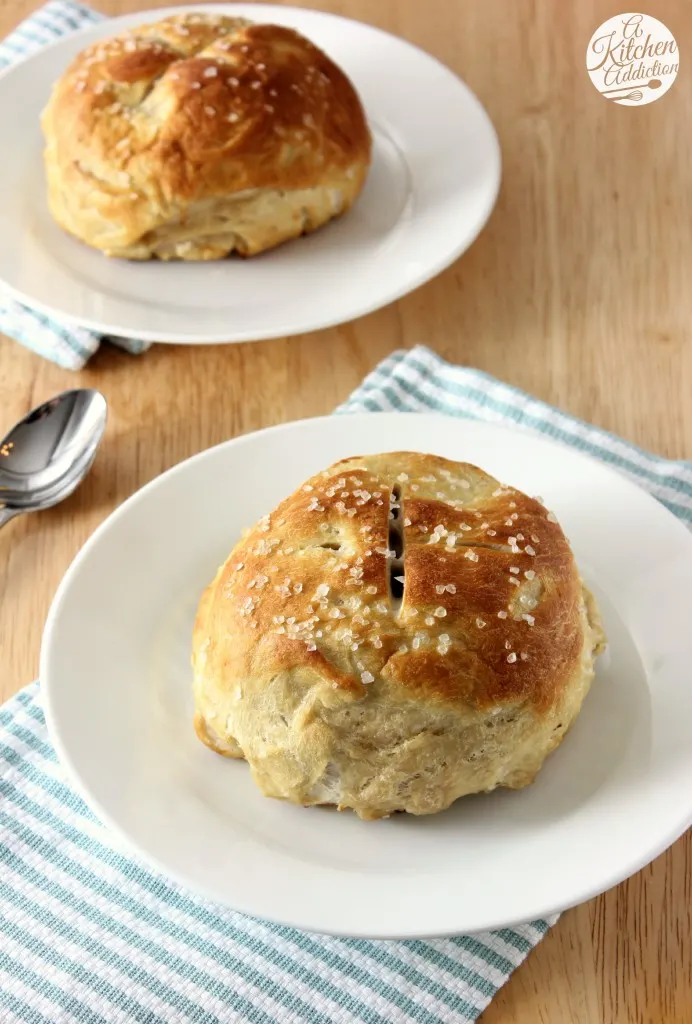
left=41, top=12, right=372, bottom=260
left=192, top=452, right=606, bottom=821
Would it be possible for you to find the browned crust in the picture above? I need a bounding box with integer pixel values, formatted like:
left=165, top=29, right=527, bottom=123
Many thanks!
left=195, top=452, right=586, bottom=713
left=41, top=13, right=372, bottom=257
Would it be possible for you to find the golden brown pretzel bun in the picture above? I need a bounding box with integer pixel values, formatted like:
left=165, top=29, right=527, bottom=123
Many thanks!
left=41, top=13, right=372, bottom=259
left=192, top=452, right=605, bottom=820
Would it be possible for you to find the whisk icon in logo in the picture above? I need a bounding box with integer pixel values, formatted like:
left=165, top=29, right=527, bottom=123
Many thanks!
left=586, top=13, right=678, bottom=105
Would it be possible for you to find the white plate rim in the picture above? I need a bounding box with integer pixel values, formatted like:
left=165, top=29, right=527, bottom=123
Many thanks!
left=0, top=4, right=501, bottom=344
left=40, top=412, right=692, bottom=937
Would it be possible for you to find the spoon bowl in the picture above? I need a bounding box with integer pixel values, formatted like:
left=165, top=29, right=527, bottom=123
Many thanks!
left=0, top=389, right=107, bottom=526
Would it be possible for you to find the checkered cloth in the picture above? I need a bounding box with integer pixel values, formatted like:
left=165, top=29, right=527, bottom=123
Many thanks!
left=0, top=1, right=148, bottom=369
left=3, top=345, right=692, bottom=1023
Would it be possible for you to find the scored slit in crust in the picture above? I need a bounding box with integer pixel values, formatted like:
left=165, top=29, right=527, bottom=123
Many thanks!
left=192, top=452, right=606, bottom=820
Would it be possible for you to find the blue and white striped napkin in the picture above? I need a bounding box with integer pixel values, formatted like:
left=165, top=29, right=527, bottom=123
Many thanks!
left=2, top=345, right=691, bottom=1023
left=0, top=0, right=150, bottom=369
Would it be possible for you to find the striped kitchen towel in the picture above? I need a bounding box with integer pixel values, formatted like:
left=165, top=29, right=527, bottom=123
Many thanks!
left=2, top=346, right=691, bottom=1024
left=0, top=0, right=149, bottom=369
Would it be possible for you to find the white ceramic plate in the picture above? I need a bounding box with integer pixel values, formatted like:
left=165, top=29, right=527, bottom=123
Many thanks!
left=41, top=414, right=692, bottom=938
left=0, top=4, right=500, bottom=344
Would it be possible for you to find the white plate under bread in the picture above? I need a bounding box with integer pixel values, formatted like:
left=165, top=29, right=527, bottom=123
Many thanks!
left=0, top=4, right=500, bottom=343
left=42, top=413, right=692, bottom=937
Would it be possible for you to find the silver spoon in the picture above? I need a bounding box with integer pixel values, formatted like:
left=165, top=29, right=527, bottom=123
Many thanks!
left=0, top=389, right=107, bottom=529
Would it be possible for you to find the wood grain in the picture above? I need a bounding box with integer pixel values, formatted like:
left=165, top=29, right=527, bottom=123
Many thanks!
left=1, top=0, right=690, bottom=1020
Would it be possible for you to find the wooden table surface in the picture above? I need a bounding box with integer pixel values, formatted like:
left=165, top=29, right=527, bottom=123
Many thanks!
left=1, top=0, right=690, bottom=1020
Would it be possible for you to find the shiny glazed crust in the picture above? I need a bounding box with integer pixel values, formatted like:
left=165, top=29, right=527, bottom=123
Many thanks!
left=192, top=452, right=606, bottom=819
left=41, top=13, right=372, bottom=259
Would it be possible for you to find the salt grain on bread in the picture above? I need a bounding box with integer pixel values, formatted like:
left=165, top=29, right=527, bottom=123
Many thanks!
left=41, top=13, right=371, bottom=260
left=192, top=452, right=606, bottom=820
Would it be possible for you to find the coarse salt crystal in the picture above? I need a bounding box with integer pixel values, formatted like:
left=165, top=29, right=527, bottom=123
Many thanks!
left=434, top=607, right=447, bottom=618
left=497, top=610, right=508, bottom=619
left=507, top=652, right=517, bottom=663
left=476, top=618, right=486, bottom=628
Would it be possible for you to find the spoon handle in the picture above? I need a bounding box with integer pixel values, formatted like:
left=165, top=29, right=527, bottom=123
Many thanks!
left=0, top=506, right=21, bottom=530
